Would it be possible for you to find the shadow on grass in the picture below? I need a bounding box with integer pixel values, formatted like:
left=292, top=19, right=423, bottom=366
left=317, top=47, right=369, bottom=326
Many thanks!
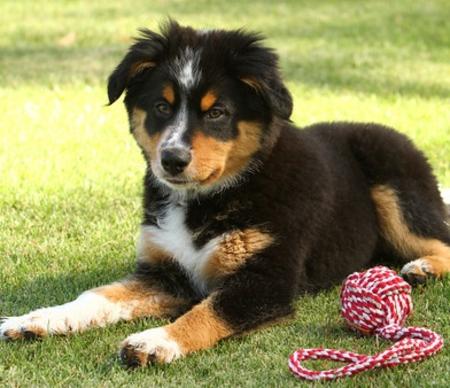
left=3, top=43, right=448, bottom=100
left=283, top=56, right=450, bottom=99
left=0, top=45, right=120, bottom=87
left=2, top=2, right=449, bottom=99
left=0, top=261, right=134, bottom=314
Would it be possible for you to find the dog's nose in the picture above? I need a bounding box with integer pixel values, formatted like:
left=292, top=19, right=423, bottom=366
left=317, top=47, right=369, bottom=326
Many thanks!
left=161, top=147, right=192, bottom=175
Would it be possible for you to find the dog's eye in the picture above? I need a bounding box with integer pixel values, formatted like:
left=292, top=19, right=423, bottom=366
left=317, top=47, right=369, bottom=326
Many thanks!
left=154, top=102, right=172, bottom=116
left=206, top=107, right=224, bottom=120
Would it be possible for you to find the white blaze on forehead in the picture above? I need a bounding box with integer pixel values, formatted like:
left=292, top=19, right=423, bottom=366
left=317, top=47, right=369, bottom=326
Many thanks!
left=160, top=97, right=188, bottom=149
left=159, top=47, right=202, bottom=151
left=170, top=47, right=202, bottom=90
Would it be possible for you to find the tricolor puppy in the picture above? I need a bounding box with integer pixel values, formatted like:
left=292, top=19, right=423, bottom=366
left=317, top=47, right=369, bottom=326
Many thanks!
left=2, top=21, right=450, bottom=367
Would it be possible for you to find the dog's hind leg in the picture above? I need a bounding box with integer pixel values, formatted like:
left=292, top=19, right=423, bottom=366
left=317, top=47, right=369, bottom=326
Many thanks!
left=348, top=125, right=450, bottom=284
left=371, top=184, right=450, bottom=285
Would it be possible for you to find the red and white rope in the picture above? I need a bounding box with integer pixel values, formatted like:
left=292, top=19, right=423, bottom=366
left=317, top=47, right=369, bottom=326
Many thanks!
left=288, top=266, right=444, bottom=381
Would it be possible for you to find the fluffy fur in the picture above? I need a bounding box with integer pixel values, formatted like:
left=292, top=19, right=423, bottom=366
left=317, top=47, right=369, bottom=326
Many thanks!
left=2, top=21, right=450, bottom=368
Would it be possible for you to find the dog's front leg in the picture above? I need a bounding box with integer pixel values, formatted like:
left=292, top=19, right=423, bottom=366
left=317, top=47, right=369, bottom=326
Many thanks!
left=120, top=266, right=296, bottom=367
left=0, top=274, right=192, bottom=341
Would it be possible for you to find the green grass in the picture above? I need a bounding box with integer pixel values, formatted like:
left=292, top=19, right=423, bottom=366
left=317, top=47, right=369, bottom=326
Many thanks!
left=0, top=0, right=449, bottom=386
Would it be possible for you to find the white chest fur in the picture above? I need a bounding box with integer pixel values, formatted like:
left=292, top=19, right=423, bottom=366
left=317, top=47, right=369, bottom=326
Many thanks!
left=138, top=204, right=221, bottom=294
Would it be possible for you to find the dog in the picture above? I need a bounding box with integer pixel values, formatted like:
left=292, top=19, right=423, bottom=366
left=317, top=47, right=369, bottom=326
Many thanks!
left=1, top=21, right=450, bottom=367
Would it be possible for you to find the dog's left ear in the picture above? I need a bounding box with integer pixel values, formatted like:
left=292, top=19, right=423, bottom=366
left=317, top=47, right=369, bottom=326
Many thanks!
left=233, top=33, right=293, bottom=120
left=240, top=76, right=293, bottom=120
left=107, top=28, right=168, bottom=105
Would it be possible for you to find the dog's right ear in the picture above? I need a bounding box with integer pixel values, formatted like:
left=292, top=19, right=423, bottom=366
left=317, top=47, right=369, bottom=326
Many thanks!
left=107, top=28, right=168, bottom=105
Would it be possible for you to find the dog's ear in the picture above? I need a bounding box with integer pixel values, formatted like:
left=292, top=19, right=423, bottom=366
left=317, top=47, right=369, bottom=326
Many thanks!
left=240, top=76, right=293, bottom=120
left=232, top=32, right=293, bottom=120
left=107, top=51, right=155, bottom=105
left=107, top=26, right=172, bottom=105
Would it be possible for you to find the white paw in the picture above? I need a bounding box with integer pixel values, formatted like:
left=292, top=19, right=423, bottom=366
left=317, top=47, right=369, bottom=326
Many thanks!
left=401, top=258, right=430, bottom=275
left=401, top=258, right=434, bottom=285
left=0, top=298, right=87, bottom=340
left=0, top=311, right=50, bottom=340
left=120, top=327, right=182, bottom=366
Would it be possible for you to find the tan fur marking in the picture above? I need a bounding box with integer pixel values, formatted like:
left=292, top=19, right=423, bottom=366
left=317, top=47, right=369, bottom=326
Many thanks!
left=121, top=344, right=149, bottom=365
left=408, top=256, right=450, bottom=277
left=222, top=121, right=262, bottom=178
left=371, top=185, right=450, bottom=277
left=138, top=238, right=171, bottom=264
left=187, top=131, right=233, bottom=183
left=203, top=228, right=274, bottom=281
left=3, top=329, right=23, bottom=340
left=165, top=297, right=232, bottom=354
left=200, top=91, right=217, bottom=112
left=131, top=108, right=161, bottom=162
left=4, top=325, right=47, bottom=340
left=129, top=61, right=155, bottom=79
left=94, top=280, right=188, bottom=318
left=162, top=84, right=175, bottom=105
left=421, top=255, right=450, bottom=275
left=94, top=280, right=151, bottom=303
left=240, top=77, right=264, bottom=93
left=187, top=121, right=262, bottom=185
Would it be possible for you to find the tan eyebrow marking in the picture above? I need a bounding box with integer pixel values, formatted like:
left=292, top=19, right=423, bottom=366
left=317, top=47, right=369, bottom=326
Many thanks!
left=129, top=61, right=155, bottom=79
left=162, top=84, right=175, bottom=105
left=200, top=90, right=217, bottom=112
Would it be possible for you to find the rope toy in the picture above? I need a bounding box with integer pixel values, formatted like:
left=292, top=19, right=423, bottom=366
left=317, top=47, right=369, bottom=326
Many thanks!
left=288, top=266, right=444, bottom=381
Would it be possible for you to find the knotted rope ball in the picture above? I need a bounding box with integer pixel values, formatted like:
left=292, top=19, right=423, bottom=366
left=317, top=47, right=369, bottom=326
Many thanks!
left=289, top=266, right=444, bottom=381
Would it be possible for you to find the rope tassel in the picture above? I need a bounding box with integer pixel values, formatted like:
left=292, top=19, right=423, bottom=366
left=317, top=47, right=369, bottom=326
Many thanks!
left=288, top=266, right=444, bottom=381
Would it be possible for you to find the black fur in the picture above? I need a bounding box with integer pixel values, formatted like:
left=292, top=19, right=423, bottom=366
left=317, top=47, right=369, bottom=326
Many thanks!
left=110, top=21, right=450, bottom=334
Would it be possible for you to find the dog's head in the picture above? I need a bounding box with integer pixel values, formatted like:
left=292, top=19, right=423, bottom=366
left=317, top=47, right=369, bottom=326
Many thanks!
left=108, top=20, right=292, bottom=192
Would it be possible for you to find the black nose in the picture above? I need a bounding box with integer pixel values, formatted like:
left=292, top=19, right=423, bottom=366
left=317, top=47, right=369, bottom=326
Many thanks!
left=161, top=147, right=192, bottom=175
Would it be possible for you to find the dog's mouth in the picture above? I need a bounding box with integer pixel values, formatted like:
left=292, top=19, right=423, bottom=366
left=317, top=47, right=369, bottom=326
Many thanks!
left=161, top=169, right=222, bottom=189
left=164, top=177, right=193, bottom=185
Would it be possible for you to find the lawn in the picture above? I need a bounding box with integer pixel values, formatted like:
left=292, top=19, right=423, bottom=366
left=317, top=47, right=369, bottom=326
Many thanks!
left=1, top=0, right=449, bottom=386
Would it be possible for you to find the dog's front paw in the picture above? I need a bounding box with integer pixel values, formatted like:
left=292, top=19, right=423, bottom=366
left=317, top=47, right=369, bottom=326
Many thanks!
left=120, top=327, right=182, bottom=367
left=0, top=314, right=48, bottom=341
